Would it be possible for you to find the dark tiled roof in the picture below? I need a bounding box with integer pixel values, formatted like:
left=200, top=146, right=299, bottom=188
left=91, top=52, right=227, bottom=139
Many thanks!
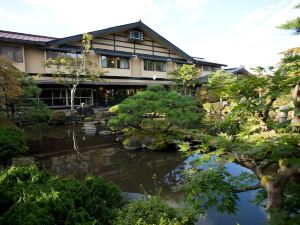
left=48, top=21, right=194, bottom=62
left=225, top=67, right=250, bottom=74
left=0, top=30, right=57, bottom=44
left=192, top=57, right=227, bottom=67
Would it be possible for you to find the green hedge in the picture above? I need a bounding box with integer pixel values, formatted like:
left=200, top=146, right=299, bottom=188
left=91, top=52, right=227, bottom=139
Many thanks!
left=115, top=196, right=194, bottom=225
left=49, top=110, right=66, bottom=125
left=0, top=165, right=125, bottom=225
left=0, top=125, right=27, bottom=164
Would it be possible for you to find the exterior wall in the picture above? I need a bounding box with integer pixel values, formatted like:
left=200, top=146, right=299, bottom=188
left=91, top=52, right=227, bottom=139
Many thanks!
left=24, top=46, right=45, bottom=74
left=0, top=30, right=214, bottom=80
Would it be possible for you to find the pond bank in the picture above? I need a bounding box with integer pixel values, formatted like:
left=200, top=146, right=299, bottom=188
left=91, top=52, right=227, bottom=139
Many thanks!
left=24, top=124, right=266, bottom=225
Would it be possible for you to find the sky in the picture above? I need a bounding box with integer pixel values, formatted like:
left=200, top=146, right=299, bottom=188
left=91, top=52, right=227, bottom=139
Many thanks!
left=0, top=0, right=299, bottom=68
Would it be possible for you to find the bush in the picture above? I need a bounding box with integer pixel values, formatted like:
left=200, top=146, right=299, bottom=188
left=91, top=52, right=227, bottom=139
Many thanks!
left=0, top=125, right=27, bottom=164
left=0, top=165, right=125, bottom=225
left=49, top=110, right=66, bottom=125
left=146, top=84, right=166, bottom=92
left=109, top=105, right=119, bottom=113
left=115, top=197, right=194, bottom=225
left=20, top=102, right=51, bottom=124
left=0, top=111, right=12, bottom=126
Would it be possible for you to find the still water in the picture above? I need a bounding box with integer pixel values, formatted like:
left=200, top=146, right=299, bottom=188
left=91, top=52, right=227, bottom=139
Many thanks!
left=25, top=125, right=266, bottom=225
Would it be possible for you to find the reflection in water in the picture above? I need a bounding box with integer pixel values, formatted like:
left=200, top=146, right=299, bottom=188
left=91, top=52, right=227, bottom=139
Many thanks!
left=25, top=125, right=266, bottom=225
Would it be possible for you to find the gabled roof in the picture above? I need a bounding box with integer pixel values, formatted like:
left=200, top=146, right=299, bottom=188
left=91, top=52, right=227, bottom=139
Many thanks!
left=225, top=66, right=250, bottom=74
left=47, top=21, right=193, bottom=61
left=0, top=30, right=56, bottom=45
left=192, top=57, right=227, bottom=67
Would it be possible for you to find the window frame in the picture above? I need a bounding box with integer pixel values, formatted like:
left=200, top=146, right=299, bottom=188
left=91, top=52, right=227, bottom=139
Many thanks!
left=101, top=55, right=130, bottom=69
left=46, top=50, right=82, bottom=60
left=0, top=45, right=23, bottom=63
left=144, top=60, right=166, bottom=72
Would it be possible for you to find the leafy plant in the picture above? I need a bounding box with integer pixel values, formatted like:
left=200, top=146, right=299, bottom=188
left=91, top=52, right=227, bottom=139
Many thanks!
left=115, top=196, right=194, bottom=225
left=169, top=64, right=199, bottom=96
left=0, top=125, right=27, bottom=164
left=20, top=101, right=51, bottom=124
left=49, top=110, right=67, bottom=125
left=0, top=165, right=125, bottom=225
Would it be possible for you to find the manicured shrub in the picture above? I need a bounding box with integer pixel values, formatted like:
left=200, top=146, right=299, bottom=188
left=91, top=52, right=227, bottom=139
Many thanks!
left=0, top=165, right=125, bottom=225
left=109, top=105, right=119, bottom=113
left=20, top=102, right=51, bottom=124
left=0, top=125, right=27, bottom=164
left=49, top=110, right=66, bottom=125
left=115, top=196, right=194, bottom=225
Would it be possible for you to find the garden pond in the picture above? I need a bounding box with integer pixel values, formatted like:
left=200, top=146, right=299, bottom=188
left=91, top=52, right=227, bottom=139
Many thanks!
left=24, top=124, right=266, bottom=225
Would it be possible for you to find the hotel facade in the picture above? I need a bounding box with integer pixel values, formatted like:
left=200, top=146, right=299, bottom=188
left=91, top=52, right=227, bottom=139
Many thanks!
left=0, top=21, right=225, bottom=108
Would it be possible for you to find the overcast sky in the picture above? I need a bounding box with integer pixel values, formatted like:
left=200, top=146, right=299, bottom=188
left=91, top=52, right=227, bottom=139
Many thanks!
left=0, top=0, right=299, bottom=68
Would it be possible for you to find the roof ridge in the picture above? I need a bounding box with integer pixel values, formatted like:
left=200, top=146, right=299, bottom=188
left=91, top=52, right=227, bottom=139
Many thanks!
left=0, top=29, right=57, bottom=39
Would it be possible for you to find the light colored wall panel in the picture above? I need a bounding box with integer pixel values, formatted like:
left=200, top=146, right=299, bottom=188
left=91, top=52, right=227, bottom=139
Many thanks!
left=24, top=46, right=45, bottom=74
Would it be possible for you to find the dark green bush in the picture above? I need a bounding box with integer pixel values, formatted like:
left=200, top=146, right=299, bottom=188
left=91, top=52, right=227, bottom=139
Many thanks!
left=0, top=125, right=27, bottom=163
left=115, top=196, right=194, bottom=225
left=20, top=102, right=51, bottom=124
left=146, top=84, right=166, bottom=92
left=0, top=165, right=125, bottom=225
left=49, top=110, right=66, bottom=125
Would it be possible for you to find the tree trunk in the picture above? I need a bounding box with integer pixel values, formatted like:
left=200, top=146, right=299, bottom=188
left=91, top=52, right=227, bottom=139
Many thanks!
left=262, top=97, right=276, bottom=122
left=9, top=102, right=15, bottom=119
left=70, top=88, right=75, bottom=111
left=70, top=84, right=78, bottom=111
left=266, top=180, right=283, bottom=210
left=2, top=86, right=9, bottom=116
left=292, top=78, right=300, bottom=124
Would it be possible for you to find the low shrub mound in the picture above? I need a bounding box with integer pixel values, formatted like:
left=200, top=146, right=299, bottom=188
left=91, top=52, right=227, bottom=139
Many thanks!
left=20, top=102, right=51, bottom=124
left=49, top=110, right=66, bottom=125
left=0, top=125, right=27, bottom=164
left=0, top=165, right=125, bottom=225
left=115, top=196, right=194, bottom=225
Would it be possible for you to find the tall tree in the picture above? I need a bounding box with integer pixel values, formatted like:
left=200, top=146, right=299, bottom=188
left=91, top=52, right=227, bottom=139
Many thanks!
left=0, top=56, right=22, bottom=116
left=277, top=3, right=300, bottom=34
left=45, top=33, right=106, bottom=110
left=169, top=64, right=199, bottom=96
left=278, top=3, right=300, bottom=126
left=108, top=84, right=203, bottom=150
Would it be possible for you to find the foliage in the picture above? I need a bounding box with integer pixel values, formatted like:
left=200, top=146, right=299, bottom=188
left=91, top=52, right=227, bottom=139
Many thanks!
left=205, top=69, right=235, bottom=101
left=169, top=64, right=199, bottom=96
left=108, top=85, right=203, bottom=150
left=0, top=165, right=125, bottom=225
left=278, top=47, right=300, bottom=125
left=44, top=33, right=106, bottom=110
left=0, top=56, right=22, bottom=116
left=115, top=196, right=194, bottom=225
left=0, top=125, right=27, bottom=164
left=49, top=110, right=67, bottom=125
left=20, top=101, right=51, bottom=124
left=109, top=105, right=119, bottom=113
left=178, top=62, right=300, bottom=224
left=109, top=84, right=202, bottom=130
left=181, top=167, right=242, bottom=215
left=277, top=3, right=300, bottom=34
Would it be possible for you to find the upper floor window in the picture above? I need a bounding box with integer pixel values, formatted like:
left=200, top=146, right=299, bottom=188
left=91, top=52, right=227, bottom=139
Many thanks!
left=46, top=51, right=82, bottom=60
left=0, top=45, right=23, bottom=62
left=144, top=60, right=166, bottom=72
left=101, top=56, right=129, bottom=69
left=203, top=65, right=220, bottom=72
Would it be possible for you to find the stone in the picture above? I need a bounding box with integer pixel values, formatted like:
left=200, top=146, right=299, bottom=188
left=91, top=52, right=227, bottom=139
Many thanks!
left=99, top=130, right=112, bottom=135
left=12, top=157, right=35, bottom=166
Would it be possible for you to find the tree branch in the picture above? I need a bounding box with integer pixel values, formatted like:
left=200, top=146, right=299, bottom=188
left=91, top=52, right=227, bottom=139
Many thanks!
left=233, top=183, right=262, bottom=193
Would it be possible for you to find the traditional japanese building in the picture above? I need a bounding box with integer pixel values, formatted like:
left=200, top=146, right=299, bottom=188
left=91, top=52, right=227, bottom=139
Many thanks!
left=0, top=21, right=226, bottom=107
